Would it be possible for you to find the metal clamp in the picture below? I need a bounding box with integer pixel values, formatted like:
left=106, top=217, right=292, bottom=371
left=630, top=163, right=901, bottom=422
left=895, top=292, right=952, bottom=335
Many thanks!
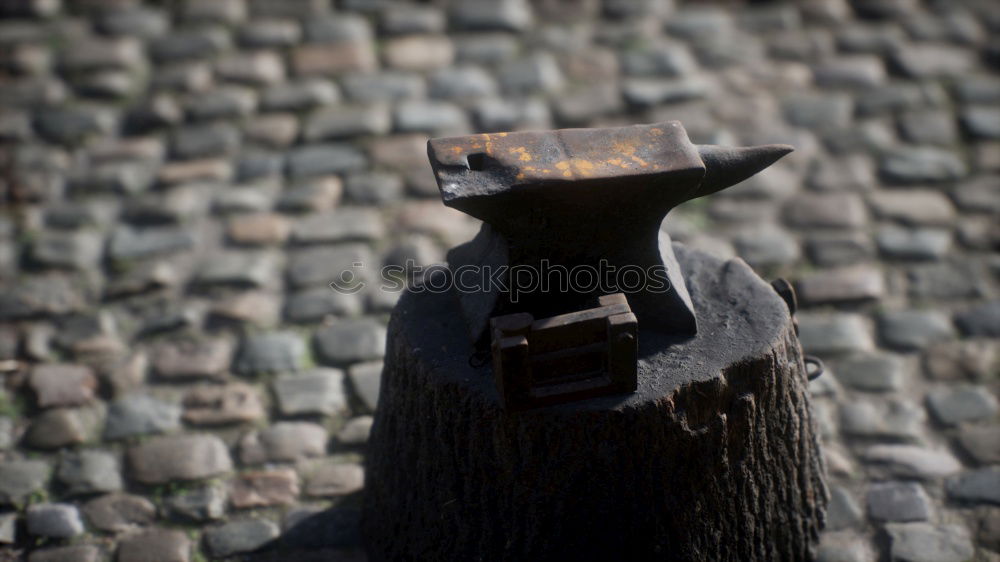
left=771, top=278, right=823, bottom=381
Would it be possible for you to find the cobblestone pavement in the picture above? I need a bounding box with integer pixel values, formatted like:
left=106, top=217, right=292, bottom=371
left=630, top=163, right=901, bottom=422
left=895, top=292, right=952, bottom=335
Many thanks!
left=0, top=0, right=998, bottom=560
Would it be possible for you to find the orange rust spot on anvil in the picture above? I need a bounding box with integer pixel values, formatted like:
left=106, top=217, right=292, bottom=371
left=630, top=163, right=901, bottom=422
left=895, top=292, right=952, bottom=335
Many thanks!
left=509, top=146, right=532, bottom=162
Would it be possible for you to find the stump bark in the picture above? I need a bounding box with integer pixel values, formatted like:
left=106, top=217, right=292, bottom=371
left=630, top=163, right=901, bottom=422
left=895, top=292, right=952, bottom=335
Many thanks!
left=363, top=244, right=828, bottom=562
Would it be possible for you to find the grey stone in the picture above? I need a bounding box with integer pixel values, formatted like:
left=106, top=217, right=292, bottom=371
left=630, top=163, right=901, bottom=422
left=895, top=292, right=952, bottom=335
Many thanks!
left=954, top=301, right=1000, bottom=337
left=621, top=42, right=696, bottom=77
left=97, top=7, right=169, bottom=38
left=0, top=459, right=51, bottom=504
left=732, top=225, right=801, bottom=267
left=285, top=288, right=362, bottom=323
left=238, top=19, right=302, bottom=48
left=884, top=523, right=974, bottom=562
left=926, top=386, right=999, bottom=426
left=499, top=53, right=563, bottom=95
left=953, top=177, right=1000, bottom=214
left=380, top=5, right=445, bottom=34
left=164, top=482, right=227, bottom=522
left=877, top=310, right=955, bottom=351
left=261, top=79, right=339, bottom=112
left=304, top=104, right=391, bottom=141
left=0, top=512, right=15, bottom=543
left=812, top=56, right=886, bottom=88
left=108, top=225, right=195, bottom=260
left=314, top=318, right=387, bottom=365
left=182, top=0, right=246, bottom=24
left=348, top=360, right=382, bottom=412
left=553, top=83, right=624, bottom=126
left=29, top=230, right=103, bottom=270
left=473, top=97, right=551, bottom=132
left=451, top=0, right=532, bottom=32
left=798, top=314, right=873, bottom=355
left=879, top=148, right=968, bottom=184
left=82, top=493, right=156, bottom=532
left=204, top=518, right=280, bottom=558
left=622, top=78, right=707, bottom=108
left=287, top=143, right=367, bottom=178
left=149, top=28, right=229, bottom=62
left=898, top=110, right=958, bottom=146
left=394, top=100, right=468, bottom=135
left=104, top=394, right=181, bottom=440
left=234, top=331, right=307, bottom=375
left=170, top=122, right=240, bottom=159
left=273, top=368, right=348, bottom=416
left=908, top=262, right=988, bottom=300
left=340, top=71, right=425, bottom=102
left=827, top=486, right=864, bottom=530
left=194, top=251, right=277, bottom=288
left=116, top=528, right=191, bottom=562
left=128, top=434, right=233, bottom=484
left=34, top=106, right=117, bottom=145
left=782, top=93, right=853, bottom=129
left=57, top=450, right=122, bottom=495
left=26, top=503, right=84, bottom=538
left=891, top=44, right=976, bottom=79
left=665, top=7, right=733, bottom=39
left=286, top=244, right=373, bottom=289
left=957, top=425, right=1000, bottom=465
left=344, top=171, right=404, bottom=205
left=428, top=66, right=497, bottom=99
left=184, top=86, right=257, bottom=121
left=303, top=14, right=370, bottom=43
left=945, top=467, right=1000, bottom=505
left=239, top=422, right=328, bottom=464
left=805, top=234, right=874, bottom=267
left=453, top=33, right=520, bottom=65
left=291, top=208, right=385, bottom=245
left=867, top=482, right=932, bottom=522
left=839, top=398, right=924, bottom=440
left=834, top=352, right=904, bottom=392
left=875, top=227, right=951, bottom=261
left=795, top=265, right=884, bottom=306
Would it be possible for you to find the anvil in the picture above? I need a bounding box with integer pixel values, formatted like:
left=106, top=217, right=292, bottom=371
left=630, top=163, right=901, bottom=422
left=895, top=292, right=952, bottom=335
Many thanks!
left=428, top=121, right=792, bottom=343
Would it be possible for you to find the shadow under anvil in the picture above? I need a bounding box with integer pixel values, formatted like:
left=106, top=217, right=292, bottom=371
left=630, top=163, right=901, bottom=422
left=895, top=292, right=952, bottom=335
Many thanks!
left=239, top=502, right=363, bottom=561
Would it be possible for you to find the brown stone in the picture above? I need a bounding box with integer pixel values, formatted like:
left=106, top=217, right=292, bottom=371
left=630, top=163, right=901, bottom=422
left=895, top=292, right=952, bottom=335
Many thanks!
left=239, top=422, right=328, bottom=464
left=29, top=364, right=98, bottom=408
left=226, top=213, right=290, bottom=245
left=228, top=468, right=300, bottom=508
left=209, top=291, right=282, bottom=328
left=25, top=407, right=102, bottom=450
left=182, top=383, right=265, bottom=425
left=869, top=190, right=956, bottom=226
left=243, top=114, right=299, bottom=148
left=794, top=265, right=885, bottom=305
left=128, top=435, right=233, bottom=484
left=383, top=35, right=454, bottom=71
left=923, top=340, right=996, bottom=381
left=104, top=351, right=148, bottom=397
left=157, top=158, right=233, bottom=185
left=83, top=493, right=156, bottom=532
left=116, top=528, right=191, bottom=562
left=152, top=338, right=233, bottom=380
left=304, top=460, right=364, bottom=497
left=291, top=42, right=376, bottom=76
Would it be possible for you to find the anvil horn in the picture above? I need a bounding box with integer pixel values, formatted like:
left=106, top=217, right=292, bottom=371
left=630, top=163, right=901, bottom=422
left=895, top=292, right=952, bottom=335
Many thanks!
left=695, top=144, right=794, bottom=198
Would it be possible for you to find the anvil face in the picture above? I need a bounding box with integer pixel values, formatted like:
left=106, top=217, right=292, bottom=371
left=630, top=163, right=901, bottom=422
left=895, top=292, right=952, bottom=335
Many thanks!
left=427, top=121, right=792, bottom=342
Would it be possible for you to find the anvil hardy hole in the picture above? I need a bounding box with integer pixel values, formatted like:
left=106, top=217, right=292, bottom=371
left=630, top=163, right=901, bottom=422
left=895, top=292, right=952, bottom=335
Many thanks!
left=466, top=152, right=487, bottom=171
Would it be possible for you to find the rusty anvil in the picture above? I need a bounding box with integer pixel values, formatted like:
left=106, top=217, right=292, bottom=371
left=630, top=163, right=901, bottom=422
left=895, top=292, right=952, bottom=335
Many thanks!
left=428, top=121, right=792, bottom=344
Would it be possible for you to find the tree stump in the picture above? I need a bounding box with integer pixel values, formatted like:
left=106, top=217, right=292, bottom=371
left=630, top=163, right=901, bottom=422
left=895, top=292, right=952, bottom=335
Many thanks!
left=363, top=244, right=828, bottom=561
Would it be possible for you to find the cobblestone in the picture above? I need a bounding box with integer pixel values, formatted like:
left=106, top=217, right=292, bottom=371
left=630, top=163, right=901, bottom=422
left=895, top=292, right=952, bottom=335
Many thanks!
left=0, top=1, right=997, bottom=560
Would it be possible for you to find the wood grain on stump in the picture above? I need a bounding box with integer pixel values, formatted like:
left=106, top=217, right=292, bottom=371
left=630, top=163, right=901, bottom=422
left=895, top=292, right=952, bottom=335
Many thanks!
left=363, top=244, right=828, bottom=562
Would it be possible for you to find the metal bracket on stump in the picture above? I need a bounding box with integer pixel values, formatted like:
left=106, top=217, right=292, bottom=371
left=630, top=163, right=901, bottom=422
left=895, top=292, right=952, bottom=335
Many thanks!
left=491, top=293, right=637, bottom=410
